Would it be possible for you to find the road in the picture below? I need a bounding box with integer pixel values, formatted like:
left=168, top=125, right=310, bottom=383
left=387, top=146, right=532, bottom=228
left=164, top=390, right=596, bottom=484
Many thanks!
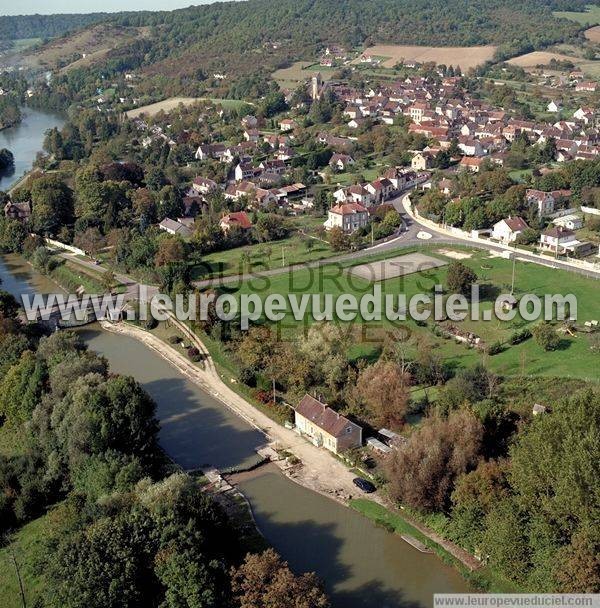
left=55, top=187, right=600, bottom=298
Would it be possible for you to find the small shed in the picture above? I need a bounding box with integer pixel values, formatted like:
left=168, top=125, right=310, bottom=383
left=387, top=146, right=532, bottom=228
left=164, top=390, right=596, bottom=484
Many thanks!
left=366, top=437, right=392, bottom=454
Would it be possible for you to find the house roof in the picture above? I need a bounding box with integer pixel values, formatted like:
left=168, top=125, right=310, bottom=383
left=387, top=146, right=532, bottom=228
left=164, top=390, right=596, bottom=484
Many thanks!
left=542, top=226, right=575, bottom=238
left=330, top=202, right=368, bottom=216
left=221, top=211, right=252, bottom=229
left=296, top=394, right=361, bottom=439
left=503, top=216, right=529, bottom=232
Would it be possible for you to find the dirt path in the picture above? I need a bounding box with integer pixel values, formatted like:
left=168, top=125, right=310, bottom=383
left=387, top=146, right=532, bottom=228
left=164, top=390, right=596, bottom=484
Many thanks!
left=99, top=319, right=481, bottom=571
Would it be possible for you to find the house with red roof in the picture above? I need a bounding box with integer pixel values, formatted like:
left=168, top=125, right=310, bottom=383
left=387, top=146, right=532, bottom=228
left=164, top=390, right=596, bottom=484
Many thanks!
left=294, top=394, right=362, bottom=454
left=324, top=202, right=369, bottom=233
left=492, top=216, right=529, bottom=243
left=220, top=211, right=253, bottom=233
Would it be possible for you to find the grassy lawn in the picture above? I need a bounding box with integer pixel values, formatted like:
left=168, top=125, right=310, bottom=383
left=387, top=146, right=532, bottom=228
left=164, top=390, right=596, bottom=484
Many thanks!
left=191, top=234, right=335, bottom=280
left=209, top=98, right=253, bottom=111
left=554, top=5, right=600, bottom=25
left=229, top=246, right=600, bottom=380
left=330, top=166, right=381, bottom=187
left=508, top=169, right=533, bottom=183
left=0, top=514, right=49, bottom=608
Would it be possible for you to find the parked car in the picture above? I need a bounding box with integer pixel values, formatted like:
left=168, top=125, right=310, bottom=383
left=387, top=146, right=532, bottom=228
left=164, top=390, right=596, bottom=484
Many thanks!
left=352, top=477, right=376, bottom=493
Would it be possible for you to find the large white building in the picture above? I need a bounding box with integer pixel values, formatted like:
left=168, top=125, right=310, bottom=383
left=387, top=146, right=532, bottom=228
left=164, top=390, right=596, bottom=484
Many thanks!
left=492, top=216, right=529, bottom=243
left=324, top=203, right=369, bottom=233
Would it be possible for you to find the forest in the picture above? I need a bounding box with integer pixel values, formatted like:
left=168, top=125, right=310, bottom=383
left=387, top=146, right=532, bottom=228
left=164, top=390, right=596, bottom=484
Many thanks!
left=6, top=0, right=596, bottom=102
left=0, top=288, right=330, bottom=607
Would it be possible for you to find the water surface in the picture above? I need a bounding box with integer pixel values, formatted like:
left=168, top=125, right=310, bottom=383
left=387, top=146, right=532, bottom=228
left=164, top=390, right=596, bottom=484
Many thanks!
left=0, top=255, right=474, bottom=607
left=0, top=107, right=65, bottom=191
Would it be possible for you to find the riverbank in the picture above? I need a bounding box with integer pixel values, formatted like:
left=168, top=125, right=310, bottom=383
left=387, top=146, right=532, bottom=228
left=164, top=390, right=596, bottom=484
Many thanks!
left=98, top=318, right=484, bottom=576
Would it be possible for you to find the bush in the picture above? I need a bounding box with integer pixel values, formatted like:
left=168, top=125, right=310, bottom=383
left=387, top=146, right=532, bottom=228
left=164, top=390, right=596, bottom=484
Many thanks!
left=487, top=341, right=504, bottom=355
left=509, top=328, right=532, bottom=345
left=532, top=323, right=561, bottom=351
left=187, top=347, right=202, bottom=362
left=168, top=335, right=180, bottom=345
left=143, top=317, right=158, bottom=330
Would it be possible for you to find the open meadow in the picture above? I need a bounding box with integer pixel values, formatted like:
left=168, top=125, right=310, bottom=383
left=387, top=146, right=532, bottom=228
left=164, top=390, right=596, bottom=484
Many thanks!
left=554, top=5, right=600, bottom=26
left=125, top=97, right=251, bottom=118
left=355, top=44, right=497, bottom=71
left=16, top=24, right=147, bottom=72
left=271, top=61, right=334, bottom=90
left=230, top=247, right=600, bottom=381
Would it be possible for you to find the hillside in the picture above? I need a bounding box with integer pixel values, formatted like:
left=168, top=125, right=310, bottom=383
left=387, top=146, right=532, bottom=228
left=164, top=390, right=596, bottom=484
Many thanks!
left=15, top=23, right=151, bottom=73
left=111, top=0, right=590, bottom=76
left=9, top=0, right=595, bottom=101
left=0, top=13, right=110, bottom=41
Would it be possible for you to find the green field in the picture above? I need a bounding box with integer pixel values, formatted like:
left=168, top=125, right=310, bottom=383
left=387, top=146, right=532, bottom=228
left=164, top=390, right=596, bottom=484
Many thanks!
left=554, top=5, right=600, bottom=25
left=192, top=234, right=335, bottom=280
left=230, top=246, right=600, bottom=380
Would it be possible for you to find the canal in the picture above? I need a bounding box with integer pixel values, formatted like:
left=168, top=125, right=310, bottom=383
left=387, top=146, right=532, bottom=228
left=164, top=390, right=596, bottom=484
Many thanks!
left=0, top=106, right=473, bottom=605
left=0, top=255, right=472, bottom=607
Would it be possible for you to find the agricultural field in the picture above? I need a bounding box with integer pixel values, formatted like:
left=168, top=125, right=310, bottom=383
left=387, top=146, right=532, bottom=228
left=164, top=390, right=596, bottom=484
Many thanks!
left=271, top=61, right=334, bottom=90
left=554, top=5, right=600, bottom=26
left=355, top=44, right=497, bottom=71
left=507, top=49, right=600, bottom=79
left=126, top=97, right=251, bottom=119
left=585, top=25, right=600, bottom=42
left=231, top=247, right=600, bottom=380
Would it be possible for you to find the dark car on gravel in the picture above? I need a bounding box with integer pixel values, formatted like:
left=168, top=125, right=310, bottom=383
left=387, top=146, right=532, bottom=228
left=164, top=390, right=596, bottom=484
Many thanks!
left=352, top=477, right=376, bottom=493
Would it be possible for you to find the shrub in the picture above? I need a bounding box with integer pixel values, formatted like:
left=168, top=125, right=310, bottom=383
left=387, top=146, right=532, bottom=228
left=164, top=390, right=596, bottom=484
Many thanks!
left=532, top=323, right=561, bottom=351
left=487, top=341, right=504, bottom=356
left=509, top=328, right=532, bottom=345
left=187, top=347, right=202, bottom=362
left=143, top=317, right=158, bottom=330
left=168, top=335, right=180, bottom=345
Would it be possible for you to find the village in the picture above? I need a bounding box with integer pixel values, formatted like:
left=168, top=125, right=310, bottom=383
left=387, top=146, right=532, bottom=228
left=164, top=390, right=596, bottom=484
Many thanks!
left=76, top=52, right=600, bottom=265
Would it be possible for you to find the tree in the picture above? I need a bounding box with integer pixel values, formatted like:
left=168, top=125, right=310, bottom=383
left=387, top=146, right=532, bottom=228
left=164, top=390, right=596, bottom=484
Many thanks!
left=30, top=175, right=74, bottom=236
left=480, top=389, right=600, bottom=589
left=253, top=214, right=288, bottom=242
left=74, top=227, right=105, bottom=258
left=532, top=323, right=561, bottom=351
left=354, top=360, right=410, bottom=428
left=387, top=409, right=483, bottom=512
left=157, top=185, right=184, bottom=221
left=0, top=148, right=14, bottom=174
left=155, top=237, right=185, bottom=267
left=231, top=549, right=330, bottom=608
left=446, top=260, right=477, bottom=296
left=328, top=226, right=350, bottom=251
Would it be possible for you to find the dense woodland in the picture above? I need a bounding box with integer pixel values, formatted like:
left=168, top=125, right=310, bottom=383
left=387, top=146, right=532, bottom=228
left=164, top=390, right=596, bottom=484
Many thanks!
left=5, top=0, right=595, bottom=104
left=0, top=287, right=330, bottom=607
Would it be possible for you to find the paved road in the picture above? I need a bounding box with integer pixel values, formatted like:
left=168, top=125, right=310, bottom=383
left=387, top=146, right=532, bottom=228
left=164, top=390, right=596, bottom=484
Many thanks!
left=192, top=191, right=462, bottom=288
left=55, top=186, right=600, bottom=297
left=398, top=195, right=600, bottom=281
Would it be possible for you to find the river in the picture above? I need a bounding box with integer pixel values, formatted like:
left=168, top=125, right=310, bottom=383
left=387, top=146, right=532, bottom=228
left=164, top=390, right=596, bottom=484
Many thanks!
left=0, top=107, right=65, bottom=191
left=0, top=254, right=472, bottom=607
left=0, top=110, right=473, bottom=605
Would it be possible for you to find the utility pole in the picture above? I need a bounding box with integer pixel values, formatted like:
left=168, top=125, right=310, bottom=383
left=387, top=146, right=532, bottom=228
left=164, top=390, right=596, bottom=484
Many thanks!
left=510, top=248, right=517, bottom=295
left=9, top=544, right=26, bottom=608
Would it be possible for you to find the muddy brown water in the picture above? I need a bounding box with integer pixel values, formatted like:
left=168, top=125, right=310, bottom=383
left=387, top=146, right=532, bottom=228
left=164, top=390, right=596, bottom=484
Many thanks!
left=1, top=252, right=473, bottom=606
